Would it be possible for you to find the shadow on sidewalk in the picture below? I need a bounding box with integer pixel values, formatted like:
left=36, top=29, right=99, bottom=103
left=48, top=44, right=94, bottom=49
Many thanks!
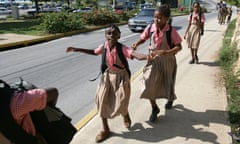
left=198, top=61, right=219, bottom=67
left=110, top=104, right=228, bottom=144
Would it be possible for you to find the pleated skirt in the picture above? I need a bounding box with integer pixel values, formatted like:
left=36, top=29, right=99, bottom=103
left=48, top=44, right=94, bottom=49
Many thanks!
left=186, top=24, right=201, bottom=49
left=95, top=69, right=130, bottom=119
left=140, top=55, right=177, bottom=101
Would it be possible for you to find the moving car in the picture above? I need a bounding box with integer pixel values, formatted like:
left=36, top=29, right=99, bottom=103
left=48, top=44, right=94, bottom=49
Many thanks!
left=128, top=8, right=155, bottom=32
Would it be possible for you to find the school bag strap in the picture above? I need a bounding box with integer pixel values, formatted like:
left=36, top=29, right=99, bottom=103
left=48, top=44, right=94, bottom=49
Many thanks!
left=115, top=42, right=131, bottom=77
left=189, top=12, right=204, bottom=35
left=101, top=43, right=107, bottom=74
left=90, top=42, right=131, bottom=81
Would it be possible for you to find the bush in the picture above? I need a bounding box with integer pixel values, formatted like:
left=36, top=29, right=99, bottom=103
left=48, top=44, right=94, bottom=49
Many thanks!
left=40, top=12, right=85, bottom=33
left=83, top=9, right=119, bottom=25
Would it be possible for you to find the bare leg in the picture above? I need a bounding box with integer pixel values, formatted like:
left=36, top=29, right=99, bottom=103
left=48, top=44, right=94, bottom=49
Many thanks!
left=194, top=49, right=199, bottom=64
left=102, top=118, right=109, bottom=132
left=123, top=112, right=131, bottom=128
left=150, top=99, right=157, bottom=108
left=189, top=48, right=195, bottom=64
left=149, top=99, right=160, bottom=122
left=95, top=117, right=110, bottom=143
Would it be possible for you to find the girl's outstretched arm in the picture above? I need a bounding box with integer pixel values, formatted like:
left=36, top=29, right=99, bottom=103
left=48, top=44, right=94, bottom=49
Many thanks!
left=66, top=47, right=97, bottom=55
left=151, top=43, right=182, bottom=56
left=131, top=52, right=149, bottom=60
left=131, top=39, right=145, bottom=50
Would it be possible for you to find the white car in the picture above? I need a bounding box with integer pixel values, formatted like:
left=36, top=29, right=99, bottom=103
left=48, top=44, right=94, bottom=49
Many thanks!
left=0, top=7, right=11, bottom=15
left=73, top=7, right=92, bottom=13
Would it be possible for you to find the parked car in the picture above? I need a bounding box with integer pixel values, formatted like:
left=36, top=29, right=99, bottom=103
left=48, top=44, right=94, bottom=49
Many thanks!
left=0, top=7, right=11, bottom=15
left=128, top=8, right=155, bottom=32
left=73, top=7, right=92, bottom=13
left=17, top=4, right=29, bottom=9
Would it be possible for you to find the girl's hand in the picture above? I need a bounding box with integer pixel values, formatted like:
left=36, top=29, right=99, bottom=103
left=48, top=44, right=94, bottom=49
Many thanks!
left=131, top=43, right=137, bottom=50
left=183, top=33, right=187, bottom=39
left=66, top=47, right=75, bottom=52
left=147, top=54, right=153, bottom=61
left=157, top=50, right=166, bottom=55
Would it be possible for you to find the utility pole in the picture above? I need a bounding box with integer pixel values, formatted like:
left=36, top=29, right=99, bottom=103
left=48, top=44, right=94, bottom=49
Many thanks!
left=189, top=0, right=192, bottom=13
left=113, top=0, right=115, bottom=11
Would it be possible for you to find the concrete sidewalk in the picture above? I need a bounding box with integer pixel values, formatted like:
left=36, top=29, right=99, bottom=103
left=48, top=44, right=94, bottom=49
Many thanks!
left=69, top=20, right=233, bottom=144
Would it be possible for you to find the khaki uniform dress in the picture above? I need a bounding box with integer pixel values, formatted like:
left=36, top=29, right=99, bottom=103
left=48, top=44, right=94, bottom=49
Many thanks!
left=186, top=24, right=201, bottom=49
left=186, top=12, right=205, bottom=49
left=140, top=33, right=177, bottom=101
left=95, top=52, right=131, bottom=119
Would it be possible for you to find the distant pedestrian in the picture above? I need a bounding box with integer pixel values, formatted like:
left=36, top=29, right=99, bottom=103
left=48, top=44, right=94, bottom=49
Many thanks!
left=184, top=1, right=205, bottom=64
left=227, top=6, right=232, bottom=24
left=132, top=5, right=182, bottom=122
left=66, top=24, right=149, bottom=142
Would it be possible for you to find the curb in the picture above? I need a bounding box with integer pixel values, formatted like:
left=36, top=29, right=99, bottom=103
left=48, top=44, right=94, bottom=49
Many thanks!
left=0, top=23, right=128, bottom=51
left=0, top=33, right=64, bottom=50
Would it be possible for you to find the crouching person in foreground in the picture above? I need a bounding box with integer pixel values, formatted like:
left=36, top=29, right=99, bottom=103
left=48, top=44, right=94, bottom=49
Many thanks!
left=0, top=79, right=76, bottom=144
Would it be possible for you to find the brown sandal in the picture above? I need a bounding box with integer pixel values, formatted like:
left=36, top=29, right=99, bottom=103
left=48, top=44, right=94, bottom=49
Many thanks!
left=95, top=130, right=110, bottom=143
left=123, top=113, right=131, bottom=128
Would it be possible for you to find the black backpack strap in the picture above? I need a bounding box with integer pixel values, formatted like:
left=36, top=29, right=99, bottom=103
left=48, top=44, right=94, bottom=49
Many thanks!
left=101, top=44, right=107, bottom=74
left=148, top=23, right=153, bottom=47
left=116, top=42, right=131, bottom=77
left=166, top=25, right=174, bottom=49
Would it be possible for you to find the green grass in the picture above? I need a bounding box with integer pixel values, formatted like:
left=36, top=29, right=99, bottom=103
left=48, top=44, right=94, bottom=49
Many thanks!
left=0, top=18, right=45, bottom=35
left=218, top=18, right=240, bottom=144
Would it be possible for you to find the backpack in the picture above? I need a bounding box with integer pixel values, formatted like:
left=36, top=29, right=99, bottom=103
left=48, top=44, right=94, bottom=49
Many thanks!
left=90, top=42, right=131, bottom=81
left=190, top=12, right=204, bottom=35
left=148, top=23, right=174, bottom=49
left=30, top=105, right=77, bottom=144
left=0, top=79, right=38, bottom=144
left=102, top=42, right=131, bottom=76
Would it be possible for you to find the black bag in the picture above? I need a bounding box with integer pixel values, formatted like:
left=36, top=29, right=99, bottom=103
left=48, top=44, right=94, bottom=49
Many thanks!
left=31, top=105, right=77, bottom=144
left=0, top=79, right=38, bottom=144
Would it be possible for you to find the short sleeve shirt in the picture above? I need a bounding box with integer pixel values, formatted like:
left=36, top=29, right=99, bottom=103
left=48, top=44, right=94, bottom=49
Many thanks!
left=10, top=89, right=47, bottom=136
left=94, top=41, right=133, bottom=70
left=140, top=23, right=182, bottom=49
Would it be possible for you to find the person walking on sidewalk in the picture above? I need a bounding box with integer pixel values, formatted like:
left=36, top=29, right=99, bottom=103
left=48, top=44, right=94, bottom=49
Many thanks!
left=66, top=24, right=149, bottom=142
left=132, top=5, right=182, bottom=122
left=184, top=1, right=205, bottom=64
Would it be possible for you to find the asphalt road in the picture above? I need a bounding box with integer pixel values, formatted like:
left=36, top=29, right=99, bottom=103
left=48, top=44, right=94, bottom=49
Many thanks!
left=0, top=0, right=226, bottom=125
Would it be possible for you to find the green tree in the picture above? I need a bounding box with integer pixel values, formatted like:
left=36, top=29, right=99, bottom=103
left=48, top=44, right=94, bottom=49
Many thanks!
left=226, top=0, right=240, bottom=7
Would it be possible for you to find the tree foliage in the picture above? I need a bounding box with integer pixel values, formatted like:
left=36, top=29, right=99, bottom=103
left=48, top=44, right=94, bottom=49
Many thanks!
left=226, top=0, right=240, bottom=7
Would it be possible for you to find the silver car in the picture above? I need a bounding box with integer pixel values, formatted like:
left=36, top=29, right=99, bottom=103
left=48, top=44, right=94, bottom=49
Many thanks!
left=128, top=8, right=155, bottom=32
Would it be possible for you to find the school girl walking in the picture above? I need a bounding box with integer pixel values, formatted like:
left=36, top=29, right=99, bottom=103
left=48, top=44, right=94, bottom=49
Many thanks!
left=132, top=5, right=182, bottom=122
left=184, top=1, right=205, bottom=64
left=66, top=24, right=148, bottom=142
